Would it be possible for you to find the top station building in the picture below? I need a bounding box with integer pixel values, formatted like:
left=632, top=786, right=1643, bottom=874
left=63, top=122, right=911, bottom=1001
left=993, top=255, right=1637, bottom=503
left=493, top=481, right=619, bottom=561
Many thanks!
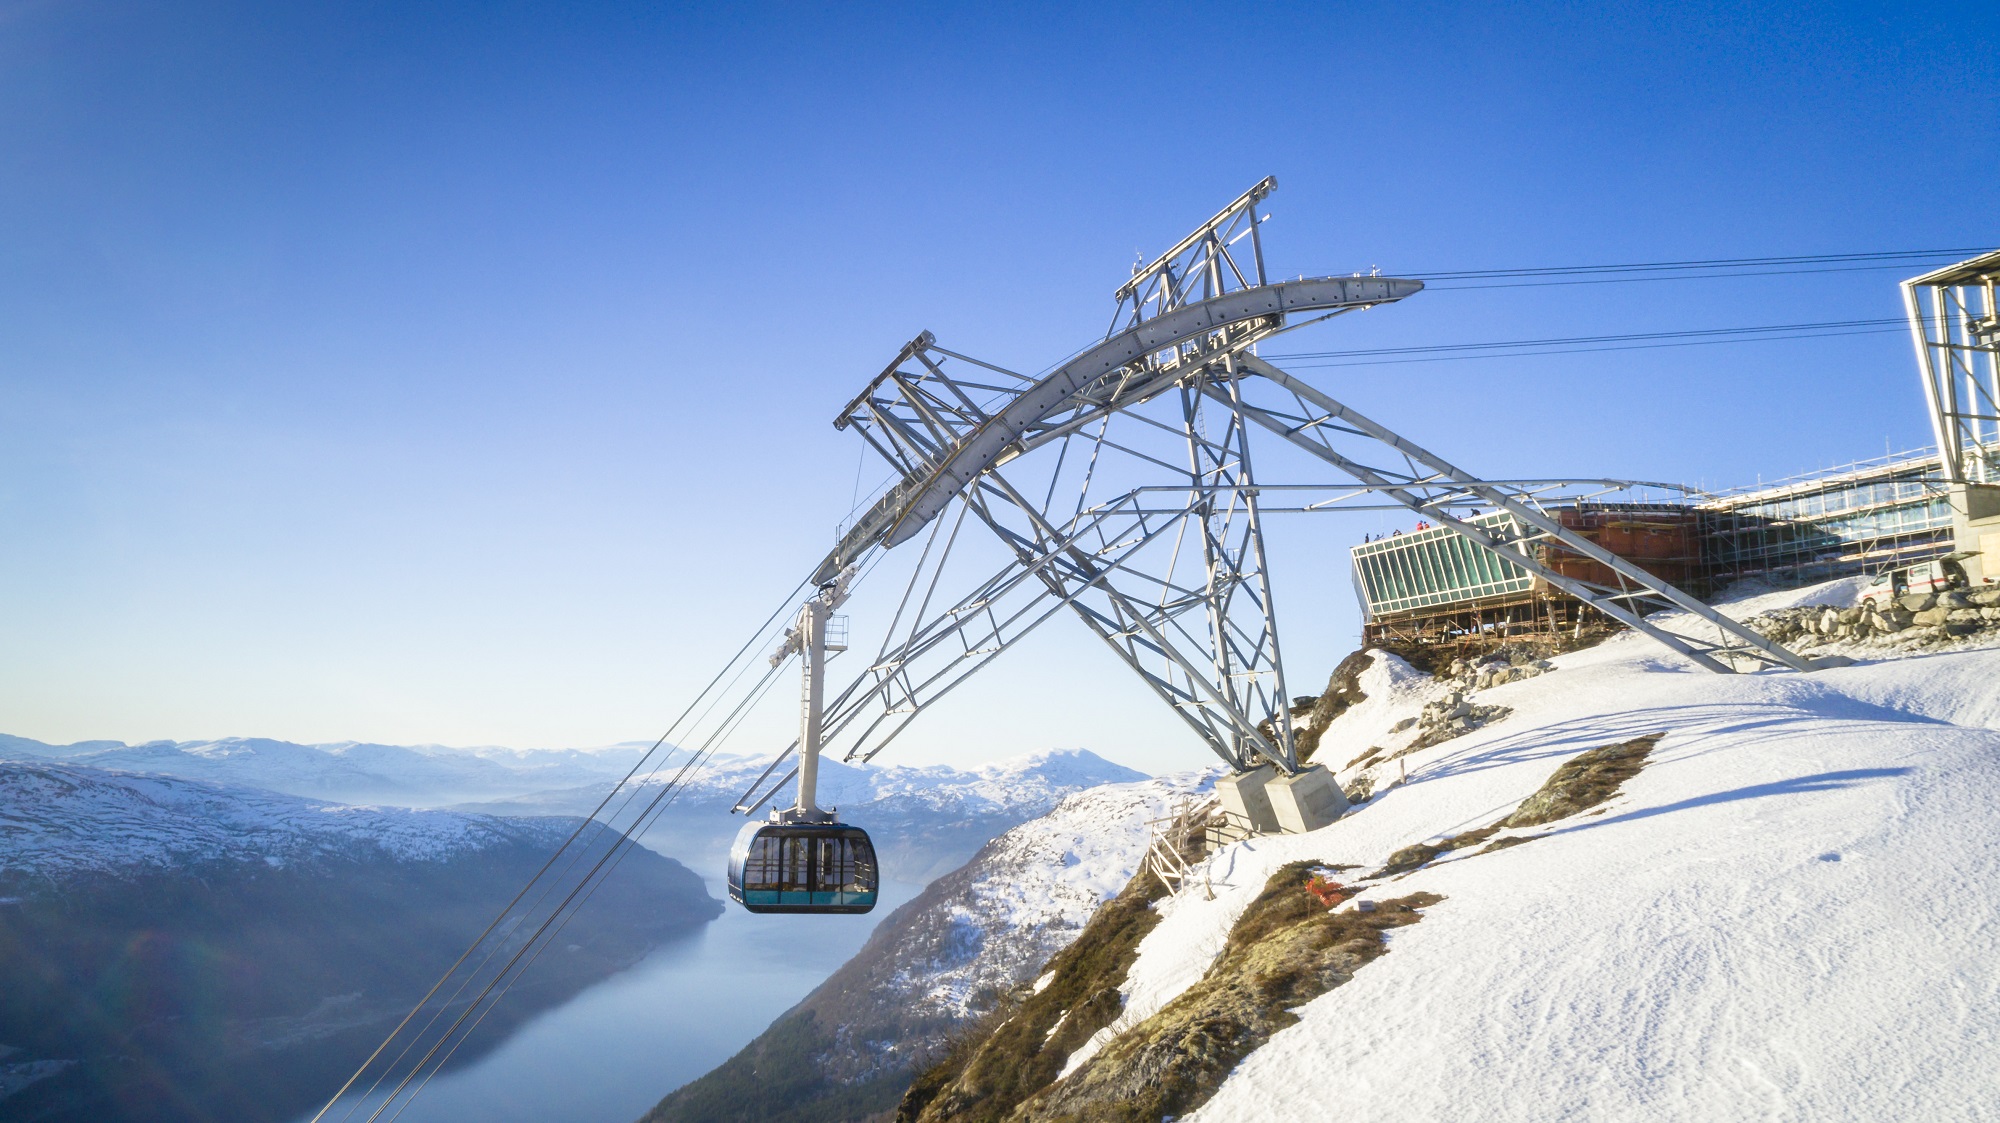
left=1352, top=251, right=2000, bottom=652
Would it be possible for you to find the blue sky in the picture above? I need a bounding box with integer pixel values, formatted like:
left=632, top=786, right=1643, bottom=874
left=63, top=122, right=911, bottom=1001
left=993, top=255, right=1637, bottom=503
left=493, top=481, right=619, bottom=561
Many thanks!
left=2, top=1, right=1995, bottom=772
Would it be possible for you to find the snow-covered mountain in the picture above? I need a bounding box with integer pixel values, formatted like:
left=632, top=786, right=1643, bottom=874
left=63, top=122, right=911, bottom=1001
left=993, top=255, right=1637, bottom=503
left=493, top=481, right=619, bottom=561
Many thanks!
left=644, top=769, right=1213, bottom=1122
left=0, top=733, right=649, bottom=807
left=874, top=575, right=2000, bottom=1122
left=0, top=762, right=593, bottom=880
left=0, top=734, right=1147, bottom=881
left=457, top=747, right=1149, bottom=881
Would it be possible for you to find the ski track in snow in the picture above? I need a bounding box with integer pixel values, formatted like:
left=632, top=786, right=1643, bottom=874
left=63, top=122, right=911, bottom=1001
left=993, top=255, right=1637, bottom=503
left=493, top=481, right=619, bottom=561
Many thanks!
left=1059, top=576, right=2000, bottom=1122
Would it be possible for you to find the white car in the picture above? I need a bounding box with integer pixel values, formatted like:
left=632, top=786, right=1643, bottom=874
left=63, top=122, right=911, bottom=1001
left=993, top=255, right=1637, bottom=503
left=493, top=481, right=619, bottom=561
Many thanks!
left=1859, top=557, right=1972, bottom=608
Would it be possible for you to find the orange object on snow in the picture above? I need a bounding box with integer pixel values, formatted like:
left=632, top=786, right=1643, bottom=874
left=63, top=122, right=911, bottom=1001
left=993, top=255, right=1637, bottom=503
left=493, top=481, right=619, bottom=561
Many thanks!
left=1305, top=874, right=1350, bottom=908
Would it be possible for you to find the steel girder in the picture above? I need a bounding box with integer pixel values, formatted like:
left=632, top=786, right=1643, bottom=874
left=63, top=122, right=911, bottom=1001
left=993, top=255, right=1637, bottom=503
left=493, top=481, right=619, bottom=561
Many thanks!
left=1224, top=352, right=1815, bottom=673
left=760, top=177, right=1815, bottom=795
left=814, top=274, right=1420, bottom=585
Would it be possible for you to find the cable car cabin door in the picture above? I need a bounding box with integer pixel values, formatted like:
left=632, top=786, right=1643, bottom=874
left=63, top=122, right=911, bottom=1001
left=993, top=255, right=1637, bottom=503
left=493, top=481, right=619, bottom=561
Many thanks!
left=728, top=821, right=879, bottom=914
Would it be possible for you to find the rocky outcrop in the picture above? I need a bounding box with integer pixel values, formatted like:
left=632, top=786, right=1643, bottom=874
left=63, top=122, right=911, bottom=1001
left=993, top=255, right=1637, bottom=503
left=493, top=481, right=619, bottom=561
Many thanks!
left=1441, top=646, right=1557, bottom=691
left=1294, top=651, right=1374, bottom=764
left=1743, top=587, right=2000, bottom=649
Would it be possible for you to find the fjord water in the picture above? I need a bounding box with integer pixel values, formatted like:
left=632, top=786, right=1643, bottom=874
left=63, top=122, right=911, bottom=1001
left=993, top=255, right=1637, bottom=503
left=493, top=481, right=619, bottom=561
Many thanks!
left=294, top=877, right=922, bottom=1123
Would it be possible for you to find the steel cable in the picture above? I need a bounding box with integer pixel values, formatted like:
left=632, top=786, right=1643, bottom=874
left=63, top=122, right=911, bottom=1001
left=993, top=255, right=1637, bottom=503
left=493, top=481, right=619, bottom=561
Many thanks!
left=1262, top=317, right=1912, bottom=369
left=310, top=574, right=811, bottom=1123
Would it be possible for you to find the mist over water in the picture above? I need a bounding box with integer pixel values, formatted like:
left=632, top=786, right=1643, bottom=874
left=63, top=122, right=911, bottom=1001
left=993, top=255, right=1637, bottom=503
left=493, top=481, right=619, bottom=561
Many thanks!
left=296, top=878, right=923, bottom=1123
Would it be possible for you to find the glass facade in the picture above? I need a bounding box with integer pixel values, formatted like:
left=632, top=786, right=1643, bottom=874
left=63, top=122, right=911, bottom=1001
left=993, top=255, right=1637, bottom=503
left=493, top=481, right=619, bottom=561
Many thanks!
left=1352, top=512, right=1534, bottom=617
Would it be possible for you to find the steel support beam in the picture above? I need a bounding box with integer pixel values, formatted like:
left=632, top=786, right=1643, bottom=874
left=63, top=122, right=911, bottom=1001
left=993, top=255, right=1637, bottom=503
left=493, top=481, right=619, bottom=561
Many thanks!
left=1231, top=352, right=1815, bottom=672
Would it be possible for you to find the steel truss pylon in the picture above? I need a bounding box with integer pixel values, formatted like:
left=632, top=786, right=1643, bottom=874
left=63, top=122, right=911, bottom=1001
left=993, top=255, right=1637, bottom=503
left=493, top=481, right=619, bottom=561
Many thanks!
left=731, top=177, right=1812, bottom=808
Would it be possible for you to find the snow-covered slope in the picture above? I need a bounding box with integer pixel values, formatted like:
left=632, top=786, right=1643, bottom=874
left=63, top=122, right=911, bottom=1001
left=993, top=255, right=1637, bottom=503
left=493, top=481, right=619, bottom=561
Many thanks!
left=1054, top=579, right=2000, bottom=1122
left=0, top=763, right=584, bottom=880
left=856, top=769, right=1212, bottom=1025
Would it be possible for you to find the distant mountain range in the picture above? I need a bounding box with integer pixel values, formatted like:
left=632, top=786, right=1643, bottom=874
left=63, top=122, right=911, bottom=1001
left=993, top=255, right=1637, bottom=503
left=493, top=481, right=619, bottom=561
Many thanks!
left=0, top=733, right=649, bottom=808
left=0, top=761, right=587, bottom=879
left=450, top=747, right=1151, bottom=881
left=0, top=733, right=1149, bottom=883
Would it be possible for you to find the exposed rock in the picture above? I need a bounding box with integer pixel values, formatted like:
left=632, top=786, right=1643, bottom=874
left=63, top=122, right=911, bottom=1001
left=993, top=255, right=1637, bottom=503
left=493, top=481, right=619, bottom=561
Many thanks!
left=1405, top=692, right=1512, bottom=751
left=1451, top=650, right=1555, bottom=693
left=1294, top=651, right=1374, bottom=765
left=1742, top=596, right=2000, bottom=653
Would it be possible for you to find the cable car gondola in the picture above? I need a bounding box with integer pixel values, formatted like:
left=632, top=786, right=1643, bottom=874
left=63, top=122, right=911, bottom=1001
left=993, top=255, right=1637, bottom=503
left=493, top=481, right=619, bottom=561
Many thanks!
left=727, top=566, right=877, bottom=915
left=727, top=819, right=877, bottom=913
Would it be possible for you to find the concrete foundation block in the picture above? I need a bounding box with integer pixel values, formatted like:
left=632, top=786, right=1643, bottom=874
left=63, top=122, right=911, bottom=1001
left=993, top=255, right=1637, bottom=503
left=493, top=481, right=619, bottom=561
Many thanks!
left=1216, top=766, right=1282, bottom=835
left=1267, top=765, right=1350, bottom=834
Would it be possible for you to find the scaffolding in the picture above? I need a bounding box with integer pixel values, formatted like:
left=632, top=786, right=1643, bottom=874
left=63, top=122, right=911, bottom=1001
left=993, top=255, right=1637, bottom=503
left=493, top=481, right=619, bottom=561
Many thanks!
left=1697, top=448, right=1956, bottom=588
left=1348, top=452, right=1961, bottom=650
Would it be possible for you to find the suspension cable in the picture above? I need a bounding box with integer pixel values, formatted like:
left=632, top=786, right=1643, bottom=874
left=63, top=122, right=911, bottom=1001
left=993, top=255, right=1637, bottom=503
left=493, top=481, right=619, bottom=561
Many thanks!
left=1263, top=317, right=1910, bottom=369
left=1398, top=247, right=1990, bottom=290
left=311, top=571, right=815, bottom=1123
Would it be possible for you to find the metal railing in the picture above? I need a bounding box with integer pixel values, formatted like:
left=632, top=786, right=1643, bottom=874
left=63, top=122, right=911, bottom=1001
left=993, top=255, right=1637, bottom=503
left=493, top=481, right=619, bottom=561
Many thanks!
left=1143, top=796, right=1222, bottom=898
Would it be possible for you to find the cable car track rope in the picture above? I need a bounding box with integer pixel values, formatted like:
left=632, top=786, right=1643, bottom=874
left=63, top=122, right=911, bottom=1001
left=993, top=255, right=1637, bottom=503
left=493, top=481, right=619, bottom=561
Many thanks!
left=1262, top=316, right=1912, bottom=368
left=310, top=574, right=818, bottom=1123
left=1397, top=247, right=1990, bottom=289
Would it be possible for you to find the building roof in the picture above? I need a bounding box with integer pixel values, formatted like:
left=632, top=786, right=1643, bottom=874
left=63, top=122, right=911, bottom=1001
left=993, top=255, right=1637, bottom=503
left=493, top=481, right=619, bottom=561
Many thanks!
left=1904, top=249, right=2000, bottom=289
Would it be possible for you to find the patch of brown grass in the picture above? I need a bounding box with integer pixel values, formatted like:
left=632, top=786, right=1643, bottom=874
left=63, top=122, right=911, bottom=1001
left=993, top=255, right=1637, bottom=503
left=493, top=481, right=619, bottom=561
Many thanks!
left=1358, top=733, right=1666, bottom=880
left=1502, top=734, right=1663, bottom=828
left=1365, top=824, right=1501, bottom=880
left=1016, top=861, right=1442, bottom=1123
